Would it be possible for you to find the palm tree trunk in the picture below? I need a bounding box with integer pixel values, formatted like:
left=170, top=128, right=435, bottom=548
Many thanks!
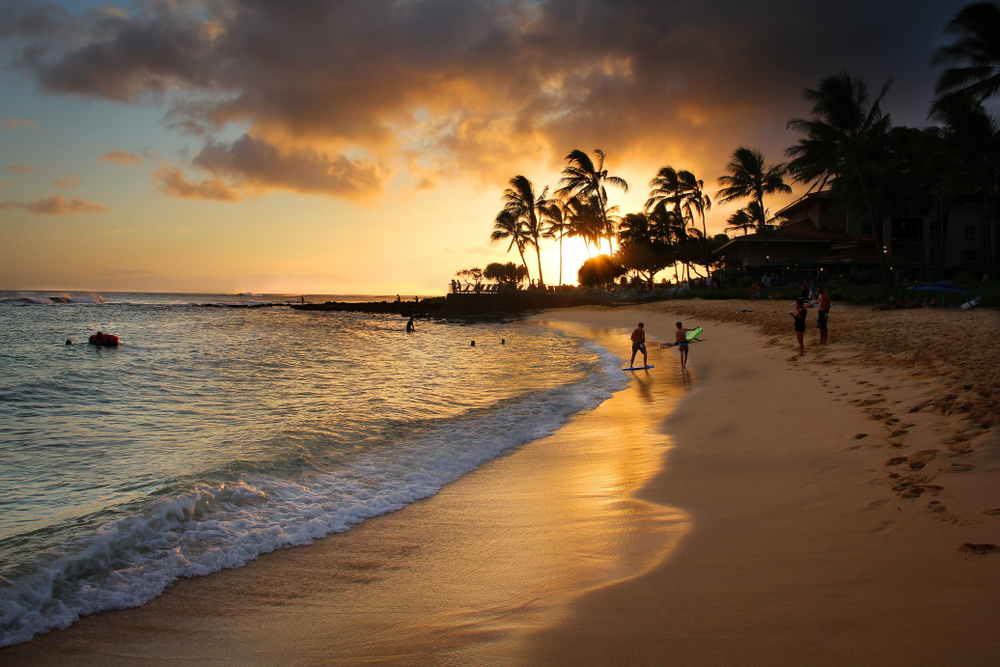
left=558, top=234, right=564, bottom=286
left=856, top=169, right=891, bottom=286
left=535, top=244, right=544, bottom=286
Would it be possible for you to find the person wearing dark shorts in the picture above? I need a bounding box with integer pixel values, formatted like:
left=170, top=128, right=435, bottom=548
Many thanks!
left=816, top=285, right=830, bottom=344
left=791, top=298, right=807, bottom=356
left=629, top=322, right=647, bottom=368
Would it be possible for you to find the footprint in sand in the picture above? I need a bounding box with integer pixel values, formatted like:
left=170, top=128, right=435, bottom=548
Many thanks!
left=958, top=543, right=1000, bottom=555
left=982, top=508, right=1000, bottom=516
left=941, top=463, right=975, bottom=473
left=867, top=499, right=890, bottom=510
left=870, top=520, right=896, bottom=533
left=853, top=433, right=869, bottom=440
left=927, top=500, right=947, bottom=513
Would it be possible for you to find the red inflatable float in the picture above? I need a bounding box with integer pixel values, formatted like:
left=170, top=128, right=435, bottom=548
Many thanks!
left=88, top=331, right=119, bottom=347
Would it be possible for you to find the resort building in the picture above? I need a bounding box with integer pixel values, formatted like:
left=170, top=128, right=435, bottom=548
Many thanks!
left=714, top=190, right=996, bottom=280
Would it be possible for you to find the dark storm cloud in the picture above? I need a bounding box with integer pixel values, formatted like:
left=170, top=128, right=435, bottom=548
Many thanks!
left=0, top=0, right=968, bottom=197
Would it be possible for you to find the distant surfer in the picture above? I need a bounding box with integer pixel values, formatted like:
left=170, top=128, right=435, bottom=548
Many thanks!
left=406, top=316, right=415, bottom=333
left=629, top=322, right=647, bottom=368
left=816, top=285, right=830, bottom=344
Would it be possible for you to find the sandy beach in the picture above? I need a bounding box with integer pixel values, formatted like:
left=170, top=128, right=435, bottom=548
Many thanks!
left=4, top=300, right=998, bottom=666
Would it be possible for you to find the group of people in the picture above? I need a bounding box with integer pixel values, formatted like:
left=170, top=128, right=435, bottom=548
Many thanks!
left=628, top=321, right=699, bottom=371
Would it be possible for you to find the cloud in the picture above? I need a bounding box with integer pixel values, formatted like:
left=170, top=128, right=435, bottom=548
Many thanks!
left=0, top=117, right=38, bottom=131
left=4, top=164, right=35, bottom=174
left=0, top=194, right=108, bottom=214
left=53, top=173, right=80, bottom=188
left=193, top=135, right=385, bottom=200
left=98, top=149, right=143, bottom=165
left=152, top=167, right=242, bottom=202
left=0, top=0, right=969, bottom=196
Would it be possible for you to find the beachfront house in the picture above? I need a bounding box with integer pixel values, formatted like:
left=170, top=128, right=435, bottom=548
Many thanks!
left=714, top=190, right=995, bottom=281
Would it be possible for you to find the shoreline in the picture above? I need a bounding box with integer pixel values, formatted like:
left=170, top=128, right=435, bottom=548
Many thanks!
left=4, top=301, right=998, bottom=665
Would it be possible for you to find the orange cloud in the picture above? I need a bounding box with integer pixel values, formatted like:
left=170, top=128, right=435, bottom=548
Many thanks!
left=0, top=118, right=38, bottom=131
left=0, top=195, right=109, bottom=215
left=53, top=173, right=80, bottom=188
left=4, top=164, right=36, bottom=174
left=152, top=167, right=242, bottom=202
left=193, top=135, right=385, bottom=200
left=98, top=150, right=144, bottom=165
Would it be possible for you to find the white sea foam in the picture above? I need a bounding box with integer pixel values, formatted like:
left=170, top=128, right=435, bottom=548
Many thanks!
left=0, top=340, right=625, bottom=647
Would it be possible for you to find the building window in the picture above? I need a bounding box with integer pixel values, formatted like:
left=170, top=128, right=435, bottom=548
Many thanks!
left=929, top=221, right=941, bottom=242
left=962, top=250, right=978, bottom=261
left=929, top=249, right=938, bottom=263
left=964, top=225, right=976, bottom=243
left=861, top=223, right=872, bottom=237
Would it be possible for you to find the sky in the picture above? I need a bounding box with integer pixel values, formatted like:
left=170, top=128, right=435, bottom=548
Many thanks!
left=0, top=0, right=973, bottom=295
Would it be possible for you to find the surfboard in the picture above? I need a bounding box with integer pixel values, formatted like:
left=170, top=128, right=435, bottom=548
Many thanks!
left=624, top=365, right=654, bottom=371
left=685, top=327, right=703, bottom=341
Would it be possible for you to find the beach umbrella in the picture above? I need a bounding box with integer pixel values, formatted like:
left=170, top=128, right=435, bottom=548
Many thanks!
left=905, top=283, right=933, bottom=292
left=927, top=281, right=966, bottom=294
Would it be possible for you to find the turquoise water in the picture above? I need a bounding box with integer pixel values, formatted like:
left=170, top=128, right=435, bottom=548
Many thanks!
left=0, top=292, right=625, bottom=647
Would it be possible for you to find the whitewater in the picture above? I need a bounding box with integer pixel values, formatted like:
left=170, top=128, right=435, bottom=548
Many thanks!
left=0, top=292, right=626, bottom=647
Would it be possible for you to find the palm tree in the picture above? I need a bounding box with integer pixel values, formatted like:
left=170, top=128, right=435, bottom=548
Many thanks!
left=931, top=94, right=1000, bottom=279
left=541, top=201, right=571, bottom=286
left=563, top=194, right=604, bottom=257
left=932, top=2, right=1000, bottom=103
left=501, top=175, right=549, bottom=285
left=725, top=208, right=755, bottom=237
left=490, top=209, right=531, bottom=282
left=556, top=149, right=628, bottom=253
left=716, top=147, right=791, bottom=258
left=785, top=71, right=893, bottom=284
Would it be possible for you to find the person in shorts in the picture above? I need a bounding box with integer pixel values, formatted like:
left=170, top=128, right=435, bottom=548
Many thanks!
left=816, top=285, right=830, bottom=344
left=629, top=322, right=647, bottom=368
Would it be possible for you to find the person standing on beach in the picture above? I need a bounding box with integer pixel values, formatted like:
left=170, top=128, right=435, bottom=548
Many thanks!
left=674, top=321, right=697, bottom=370
left=791, top=298, right=807, bottom=356
left=629, top=323, right=647, bottom=368
left=816, top=285, right=830, bottom=344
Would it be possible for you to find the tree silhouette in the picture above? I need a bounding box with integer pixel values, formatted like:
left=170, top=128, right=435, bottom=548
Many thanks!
left=933, top=2, right=1000, bottom=103
left=786, top=71, right=893, bottom=284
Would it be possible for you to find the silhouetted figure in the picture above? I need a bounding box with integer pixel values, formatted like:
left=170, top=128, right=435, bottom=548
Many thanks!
left=406, top=317, right=415, bottom=333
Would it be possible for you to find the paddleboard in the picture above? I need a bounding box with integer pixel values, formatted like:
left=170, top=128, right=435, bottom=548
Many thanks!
left=624, top=365, right=654, bottom=371
left=685, top=327, right=703, bottom=341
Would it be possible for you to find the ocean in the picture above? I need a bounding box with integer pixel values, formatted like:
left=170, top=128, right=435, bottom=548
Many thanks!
left=0, top=291, right=626, bottom=648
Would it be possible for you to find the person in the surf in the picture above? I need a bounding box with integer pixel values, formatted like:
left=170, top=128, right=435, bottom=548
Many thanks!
left=629, top=322, right=647, bottom=368
left=406, top=316, right=415, bottom=333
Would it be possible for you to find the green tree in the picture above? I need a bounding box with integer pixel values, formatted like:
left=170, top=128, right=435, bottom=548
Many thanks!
left=500, top=175, right=549, bottom=285
left=932, top=2, right=1000, bottom=103
left=786, top=72, right=893, bottom=284
left=716, top=147, right=791, bottom=258
left=555, top=149, right=628, bottom=253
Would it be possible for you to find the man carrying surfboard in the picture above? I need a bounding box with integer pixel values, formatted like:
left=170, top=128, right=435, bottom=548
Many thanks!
left=629, top=323, right=648, bottom=368
left=673, top=322, right=698, bottom=370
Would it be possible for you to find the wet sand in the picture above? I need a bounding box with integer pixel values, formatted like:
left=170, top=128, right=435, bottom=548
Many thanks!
left=4, top=301, right=999, bottom=665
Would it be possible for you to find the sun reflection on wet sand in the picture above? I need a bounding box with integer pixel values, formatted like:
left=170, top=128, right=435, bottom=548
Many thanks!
left=1, top=321, right=693, bottom=667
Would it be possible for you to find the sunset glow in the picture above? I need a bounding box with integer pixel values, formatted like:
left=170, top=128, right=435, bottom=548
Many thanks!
left=0, top=0, right=971, bottom=294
